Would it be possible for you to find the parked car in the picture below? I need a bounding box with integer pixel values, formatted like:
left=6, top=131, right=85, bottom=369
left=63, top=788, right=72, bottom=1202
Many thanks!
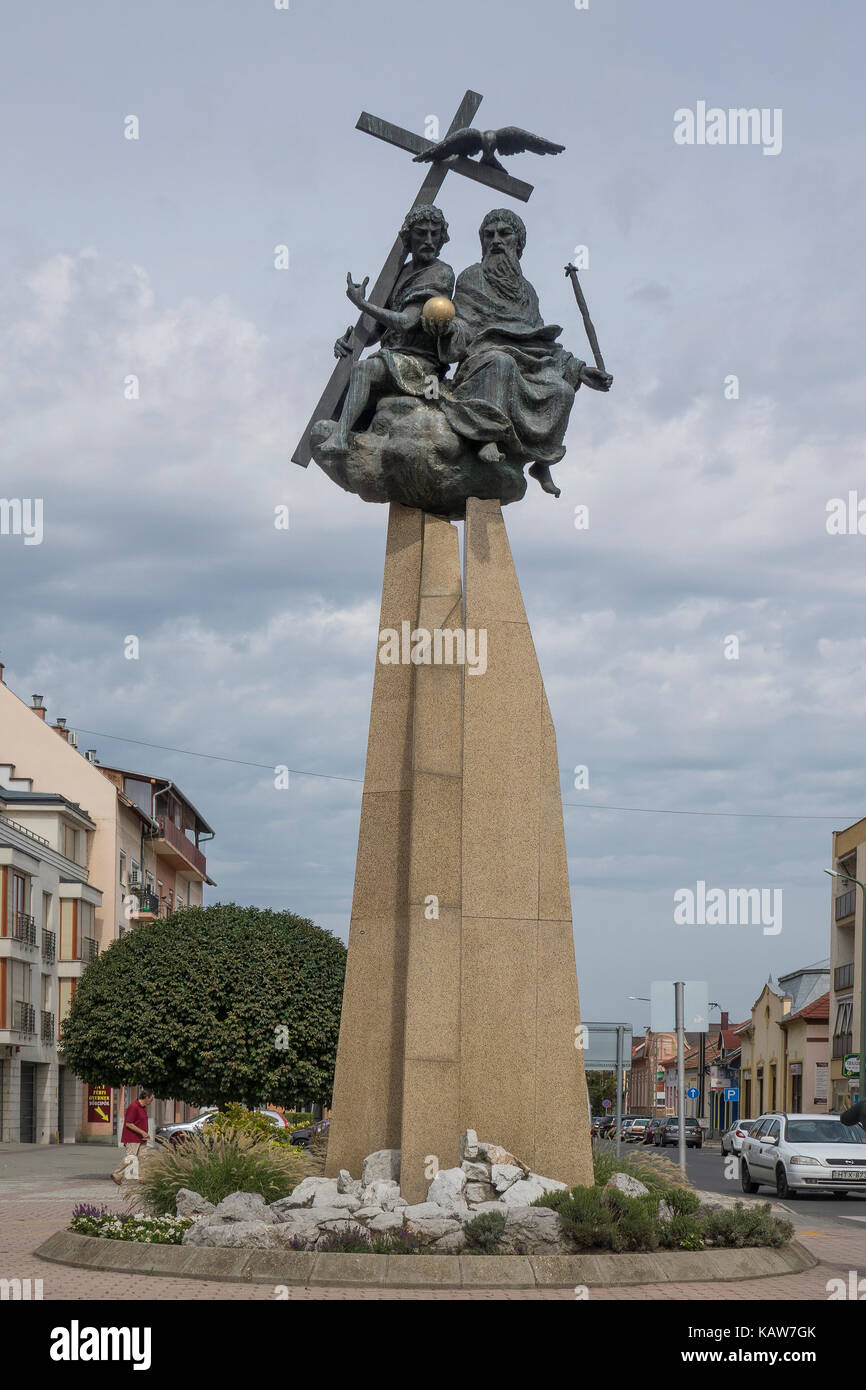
left=657, top=1116, right=703, bottom=1148
left=289, top=1117, right=330, bottom=1147
left=643, top=1117, right=667, bottom=1145
left=622, top=1116, right=652, bottom=1143
left=156, top=1107, right=288, bottom=1145
left=721, top=1117, right=759, bottom=1155
left=740, top=1112, right=866, bottom=1198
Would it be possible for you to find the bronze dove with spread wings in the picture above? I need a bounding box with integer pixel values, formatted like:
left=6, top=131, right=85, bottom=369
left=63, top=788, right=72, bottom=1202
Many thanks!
left=413, top=126, right=565, bottom=174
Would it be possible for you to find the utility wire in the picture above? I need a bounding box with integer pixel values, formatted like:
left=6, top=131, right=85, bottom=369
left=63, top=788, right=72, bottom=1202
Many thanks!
left=71, top=725, right=849, bottom=822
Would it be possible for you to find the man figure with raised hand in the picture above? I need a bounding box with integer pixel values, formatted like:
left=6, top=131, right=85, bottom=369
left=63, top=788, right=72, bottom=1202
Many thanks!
left=328, top=204, right=455, bottom=450
left=439, top=208, right=612, bottom=496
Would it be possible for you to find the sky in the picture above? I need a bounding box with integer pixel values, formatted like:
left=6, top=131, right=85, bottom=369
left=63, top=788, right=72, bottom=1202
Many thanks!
left=1, top=0, right=864, bottom=1037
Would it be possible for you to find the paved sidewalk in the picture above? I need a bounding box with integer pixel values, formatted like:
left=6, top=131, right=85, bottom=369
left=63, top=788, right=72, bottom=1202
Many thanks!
left=0, top=1145, right=860, bottom=1300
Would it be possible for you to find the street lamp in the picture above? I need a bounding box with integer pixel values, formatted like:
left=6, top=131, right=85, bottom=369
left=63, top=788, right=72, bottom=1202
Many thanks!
left=825, top=868, right=866, bottom=1110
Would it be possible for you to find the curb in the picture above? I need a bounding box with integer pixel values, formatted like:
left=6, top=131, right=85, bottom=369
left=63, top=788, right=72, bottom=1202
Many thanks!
left=34, top=1231, right=818, bottom=1289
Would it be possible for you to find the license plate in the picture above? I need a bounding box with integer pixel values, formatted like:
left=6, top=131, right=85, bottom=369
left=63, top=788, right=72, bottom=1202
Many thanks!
left=832, top=1170, right=866, bottom=1180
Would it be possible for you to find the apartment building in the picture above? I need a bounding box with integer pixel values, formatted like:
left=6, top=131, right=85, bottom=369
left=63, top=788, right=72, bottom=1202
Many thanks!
left=0, top=664, right=215, bottom=1141
left=738, top=960, right=830, bottom=1118
left=0, top=787, right=102, bottom=1141
left=829, top=819, right=864, bottom=1112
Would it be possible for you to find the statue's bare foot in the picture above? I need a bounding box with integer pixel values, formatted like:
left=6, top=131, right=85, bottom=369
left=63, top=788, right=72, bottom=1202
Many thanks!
left=478, top=442, right=504, bottom=464
left=529, top=462, right=561, bottom=498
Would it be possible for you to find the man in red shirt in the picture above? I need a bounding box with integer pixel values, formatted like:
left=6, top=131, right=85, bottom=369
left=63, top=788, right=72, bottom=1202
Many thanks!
left=111, top=1088, right=153, bottom=1184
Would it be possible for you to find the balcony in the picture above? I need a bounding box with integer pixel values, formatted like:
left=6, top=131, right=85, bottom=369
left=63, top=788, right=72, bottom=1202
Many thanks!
left=60, top=936, right=100, bottom=963
left=130, top=891, right=159, bottom=920
left=10, top=912, right=37, bottom=947
left=41, top=1011, right=55, bottom=1043
left=835, top=889, right=857, bottom=921
left=42, top=929, right=56, bottom=963
left=13, top=1000, right=36, bottom=1034
left=152, top=815, right=208, bottom=879
left=835, top=962, right=855, bottom=992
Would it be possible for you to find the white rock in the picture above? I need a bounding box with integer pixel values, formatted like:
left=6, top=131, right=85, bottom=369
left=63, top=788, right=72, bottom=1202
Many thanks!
left=459, top=1129, right=479, bottom=1161
left=184, top=1219, right=279, bottom=1249
left=404, top=1216, right=461, bottom=1242
left=460, top=1161, right=491, bottom=1181
left=427, top=1166, right=467, bottom=1213
left=311, top=1190, right=360, bottom=1211
left=211, top=1191, right=275, bottom=1224
left=368, top=1211, right=404, bottom=1233
left=658, top=1199, right=674, bottom=1223
left=351, top=1206, right=384, bottom=1224
left=337, top=1170, right=362, bottom=1196
left=402, top=1202, right=448, bottom=1221
left=491, top=1163, right=524, bottom=1193
left=477, top=1143, right=528, bottom=1171
left=499, top=1174, right=567, bottom=1207
left=280, top=1176, right=340, bottom=1209
left=175, top=1188, right=216, bottom=1218
left=360, top=1179, right=405, bottom=1212
left=361, top=1149, right=401, bottom=1187
left=501, top=1206, right=563, bottom=1254
left=465, top=1182, right=498, bottom=1205
left=605, top=1172, right=649, bottom=1199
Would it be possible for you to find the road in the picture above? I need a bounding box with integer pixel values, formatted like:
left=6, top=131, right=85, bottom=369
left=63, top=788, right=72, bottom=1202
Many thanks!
left=624, top=1140, right=866, bottom=1230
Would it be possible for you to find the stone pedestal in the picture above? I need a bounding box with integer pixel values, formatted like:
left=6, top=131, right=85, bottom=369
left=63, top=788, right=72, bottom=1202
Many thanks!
left=325, top=499, right=593, bottom=1199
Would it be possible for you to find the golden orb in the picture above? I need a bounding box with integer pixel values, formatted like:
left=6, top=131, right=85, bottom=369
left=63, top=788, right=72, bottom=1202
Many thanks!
left=421, top=295, right=456, bottom=328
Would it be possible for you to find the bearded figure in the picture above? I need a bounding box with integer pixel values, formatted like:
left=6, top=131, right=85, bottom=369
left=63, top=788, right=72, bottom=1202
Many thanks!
left=439, top=209, right=611, bottom=496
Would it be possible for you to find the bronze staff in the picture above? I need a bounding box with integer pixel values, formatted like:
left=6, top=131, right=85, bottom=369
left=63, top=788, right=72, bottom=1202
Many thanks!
left=564, top=262, right=607, bottom=375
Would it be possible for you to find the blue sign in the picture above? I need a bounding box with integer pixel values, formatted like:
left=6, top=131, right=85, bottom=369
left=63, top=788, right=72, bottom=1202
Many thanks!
left=724, top=1087, right=739, bottom=1102
left=686, top=1087, right=699, bottom=1099
left=602, top=1099, right=611, bottom=1108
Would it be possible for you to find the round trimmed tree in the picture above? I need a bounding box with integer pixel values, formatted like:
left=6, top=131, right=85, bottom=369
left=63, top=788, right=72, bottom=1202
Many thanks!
left=60, top=903, right=346, bottom=1108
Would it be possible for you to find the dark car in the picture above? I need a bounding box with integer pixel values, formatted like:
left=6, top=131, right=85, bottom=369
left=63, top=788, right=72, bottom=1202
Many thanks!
left=591, top=1115, right=607, bottom=1138
left=657, top=1116, right=703, bottom=1149
left=289, top=1117, right=330, bottom=1147
left=643, top=1117, right=667, bottom=1145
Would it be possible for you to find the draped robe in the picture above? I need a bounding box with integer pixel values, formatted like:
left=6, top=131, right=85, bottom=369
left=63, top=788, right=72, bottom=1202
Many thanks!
left=438, top=262, right=584, bottom=466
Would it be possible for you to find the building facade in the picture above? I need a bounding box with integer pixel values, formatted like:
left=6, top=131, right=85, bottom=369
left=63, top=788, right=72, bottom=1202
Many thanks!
left=829, top=820, right=864, bottom=1112
left=0, top=667, right=215, bottom=1141
left=739, top=961, right=830, bottom=1118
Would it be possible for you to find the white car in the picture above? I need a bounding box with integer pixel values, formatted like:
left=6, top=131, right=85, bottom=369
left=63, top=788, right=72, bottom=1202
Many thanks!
left=721, top=1117, right=760, bottom=1155
left=740, top=1112, right=866, bottom=1198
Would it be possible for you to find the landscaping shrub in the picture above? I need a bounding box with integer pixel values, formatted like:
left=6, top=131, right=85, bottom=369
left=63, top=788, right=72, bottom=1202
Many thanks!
left=139, top=1132, right=310, bottom=1214
left=701, top=1202, right=793, bottom=1249
left=462, top=1210, right=506, bottom=1254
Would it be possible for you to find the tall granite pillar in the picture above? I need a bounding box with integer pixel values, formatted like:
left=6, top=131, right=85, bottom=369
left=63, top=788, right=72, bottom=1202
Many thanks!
left=326, top=498, right=593, bottom=1193
left=324, top=504, right=422, bottom=1179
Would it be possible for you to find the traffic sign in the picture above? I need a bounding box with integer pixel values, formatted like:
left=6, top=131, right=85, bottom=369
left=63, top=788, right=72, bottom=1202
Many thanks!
left=686, top=1087, right=699, bottom=1099
left=602, top=1099, right=611, bottom=1108
left=724, top=1087, right=739, bottom=1102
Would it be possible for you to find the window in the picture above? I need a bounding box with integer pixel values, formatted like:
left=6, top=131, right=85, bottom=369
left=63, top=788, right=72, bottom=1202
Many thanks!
left=60, top=900, right=77, bottom=959
left=62, top=824, right=77, bottom=861
left=11, top=872, right=27, bottom=930
left=791, top=1071, right=802, bottom=1111
left=763, top=1120, right=780, bottom=1143
left=119, top=851, right=126, bottom=885
left=42, top=891, right=52, bottom=930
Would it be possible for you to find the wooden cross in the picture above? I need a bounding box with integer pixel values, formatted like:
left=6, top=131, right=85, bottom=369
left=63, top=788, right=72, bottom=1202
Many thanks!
left=292, top=90, right=535, bottom=467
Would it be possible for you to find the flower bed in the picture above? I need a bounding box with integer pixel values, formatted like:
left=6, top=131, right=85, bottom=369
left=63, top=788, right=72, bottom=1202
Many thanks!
left=70, top=1204, right=193, bottom=1245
